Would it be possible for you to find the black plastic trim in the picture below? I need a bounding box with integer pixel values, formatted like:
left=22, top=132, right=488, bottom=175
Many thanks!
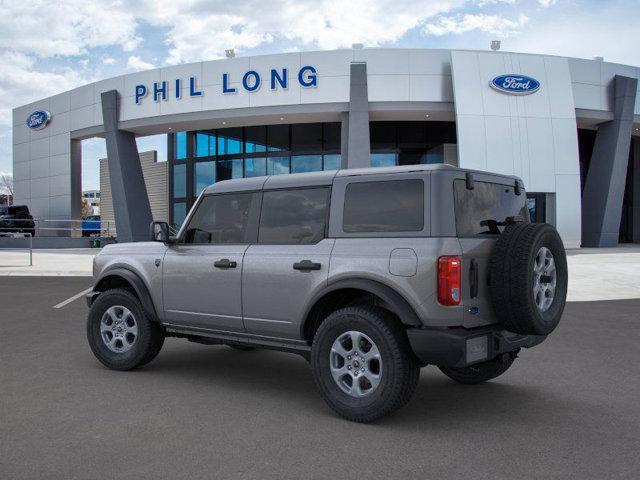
left=407, top=324, right=546, bottom=368
left=92, top=268, right=159, bottom=321
left=302, top=278, right=423, bottom=334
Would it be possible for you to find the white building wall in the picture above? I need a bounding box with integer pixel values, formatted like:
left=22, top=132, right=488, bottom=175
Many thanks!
left=451, top=51, right=582, bottom=247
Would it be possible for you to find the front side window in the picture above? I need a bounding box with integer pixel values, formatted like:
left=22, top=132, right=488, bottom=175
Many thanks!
left=453, top=180, right=529, bottom=236
left=343, top=179, right=424, bottom=233
left=183, top=193, right=253, bottom=244
left=259, top=188, right=329, bottom=244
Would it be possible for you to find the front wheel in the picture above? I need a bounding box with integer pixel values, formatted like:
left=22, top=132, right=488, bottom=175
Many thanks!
left=438, top=353, right=516, bottom=385
left=86, top=288, right=164, bottom=371
left=311, top=306, right=419, bottom=423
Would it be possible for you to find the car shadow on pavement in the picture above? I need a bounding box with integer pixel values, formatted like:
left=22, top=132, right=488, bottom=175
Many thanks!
left=123, top=341, right=579, bottom=427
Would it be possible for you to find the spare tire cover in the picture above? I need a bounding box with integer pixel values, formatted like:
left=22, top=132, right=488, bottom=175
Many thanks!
left=489, top=223, right=568, bottom=336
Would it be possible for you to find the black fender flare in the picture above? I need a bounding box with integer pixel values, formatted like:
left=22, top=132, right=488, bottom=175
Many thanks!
left=302, top=278, right=422, bottom=334
left=93, top=267, right=159, bottom=321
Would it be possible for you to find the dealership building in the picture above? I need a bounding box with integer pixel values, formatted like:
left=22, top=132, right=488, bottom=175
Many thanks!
left=11, top=48, right=640, bottom=247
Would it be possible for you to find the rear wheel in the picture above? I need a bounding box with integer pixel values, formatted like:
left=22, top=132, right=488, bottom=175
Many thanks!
left=86, top=288, right=164, bottom=371
left=311, top=306, right=419, bottom=423
left=439, top=353, right=516, bottom=385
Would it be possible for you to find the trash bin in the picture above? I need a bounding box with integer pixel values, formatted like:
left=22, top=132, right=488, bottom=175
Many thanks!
left=90, top=238, right=101, bottom=248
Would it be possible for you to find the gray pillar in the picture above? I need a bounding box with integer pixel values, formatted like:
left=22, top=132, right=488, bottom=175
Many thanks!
left=101, top=90, right=153, bottom=242
left=582, top=75, right=638, bottom=247
left=345, top=62, right=370, bottom=169
left=633, top=138, right=640, bottom=243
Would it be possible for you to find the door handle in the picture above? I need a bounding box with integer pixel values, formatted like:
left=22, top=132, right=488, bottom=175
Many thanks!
left=293, top=260, right=321, bottom=271
left=214, top=258, right=237, bottom=269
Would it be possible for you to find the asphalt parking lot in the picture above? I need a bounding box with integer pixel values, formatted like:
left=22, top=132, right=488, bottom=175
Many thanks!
left=1, top=277, right=639, bottom=479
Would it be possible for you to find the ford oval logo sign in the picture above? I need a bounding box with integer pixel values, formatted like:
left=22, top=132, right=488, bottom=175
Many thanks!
left=26, top=110, right=51, bottom=130
left=490, top=74, right=540, bottom=95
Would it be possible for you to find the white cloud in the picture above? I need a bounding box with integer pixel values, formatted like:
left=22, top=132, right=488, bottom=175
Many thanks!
left=102, top=57, right=116, bottom=65
left=134, top=0, right=465, bottom=64
left=126, top=56, right=156, bottom=72
left=538, top=0, right=557, bottom=7
left=424, top=13, right=528, bottom=36
left=0, top=51, right=87, bottom=125
left=0, top=0, right=141, bottom=57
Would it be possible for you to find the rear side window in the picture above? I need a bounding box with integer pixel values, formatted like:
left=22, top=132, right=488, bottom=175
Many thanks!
left=343, top=179, right=424, bottom=233
left=183, top=193, right=254, bottom=244
left=454, top=180, right=529, bottom=236
left=259, top=188, right=329, bottom=244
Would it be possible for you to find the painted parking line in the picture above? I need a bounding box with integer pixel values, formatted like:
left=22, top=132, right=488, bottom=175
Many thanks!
left=53, top=287, right=93, bottom=309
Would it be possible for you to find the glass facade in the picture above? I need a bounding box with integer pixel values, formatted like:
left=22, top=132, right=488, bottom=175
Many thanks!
left=369, top=121, right=457, bottom=166
left=168, top=120, right=457, bottom=228
left=168, top=123, right=342, bottom=227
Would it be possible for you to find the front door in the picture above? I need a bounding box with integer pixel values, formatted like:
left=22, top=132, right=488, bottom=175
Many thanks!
left=242, top=187, right=333, bottom=339
left=162, top=191, right=259, bottom=332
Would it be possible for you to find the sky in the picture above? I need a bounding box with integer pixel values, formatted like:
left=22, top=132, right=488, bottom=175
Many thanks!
left=0, top=0, right=639, bottom=191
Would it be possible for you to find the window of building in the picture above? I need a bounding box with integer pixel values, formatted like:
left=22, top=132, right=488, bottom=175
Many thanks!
left=195, top=131, right=216, bottom=157
left=174, top=131, right=187, bottom=160
left=259, top=188, right=329, bottom=244
left=173, top=163, right=187, bottom=198
left=291, top=155, right=322, bottom=173
left=217, top=128, right=243, bottom=155
left=245, top=126, right=267, bottom=153
left=292, top=123, right=322, bottom=152
left=323, top=154, right=341, bottom=171
left=370, top=153, right=397, bottom=168
left=217, top=159, right=243, bottom=181
left=343, top=180, right=424, bottom=233
left=172, top=202, right=187, bottom=230
left=453, top=180, right=529, bottom=236
left=183, top=193, right=254, bottom=244
left=267, top=157, right=290, bottom=175
left=194, top=161, right=215, bottom=196
left=245, top=157, right=267, bottom=177
left=267, top=124, right=289, bottom=152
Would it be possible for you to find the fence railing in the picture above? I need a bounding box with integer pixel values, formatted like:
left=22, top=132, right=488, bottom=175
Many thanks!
left=0, top=218, right=116, bottom=238
left=0, top=232, right=33, bottom=265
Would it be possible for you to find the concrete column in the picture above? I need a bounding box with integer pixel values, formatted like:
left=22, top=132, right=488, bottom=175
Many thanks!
left=633, top=138, right=640, bottom=243
left=345, top=63, right=370, bottom=169
left=101, top=90, right=153, bottom=242
left=582, top=75, right=638, bottom=247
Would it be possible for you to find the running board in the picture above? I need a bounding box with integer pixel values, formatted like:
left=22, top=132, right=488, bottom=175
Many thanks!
left=163, top=323, right=312, bottom=358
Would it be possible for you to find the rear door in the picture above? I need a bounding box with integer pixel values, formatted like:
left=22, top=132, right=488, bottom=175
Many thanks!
left=242, top=187, right=333, bottom=340
left=453, top=178, right=529, bottom=328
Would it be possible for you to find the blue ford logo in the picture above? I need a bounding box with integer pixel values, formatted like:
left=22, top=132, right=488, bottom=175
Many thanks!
left=490, top=74, right=540, bottom=95
left=26, top=110, right=51, bottom=130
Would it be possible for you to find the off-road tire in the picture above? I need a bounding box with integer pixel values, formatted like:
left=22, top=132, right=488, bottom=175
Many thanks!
left=439, top=354, right=516, bottom=385
left=489, top=223, right=567, bottom=335
left=87, top=288, right=164, bottom=371
left=311, top=306, right=420, bottom=423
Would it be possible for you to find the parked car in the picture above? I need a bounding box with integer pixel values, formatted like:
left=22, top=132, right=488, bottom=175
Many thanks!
left=82, top=215, right=101, bottom=237
left=85, top=164, right=568, bottom=422
left=0, top=205, right=35, bottom=237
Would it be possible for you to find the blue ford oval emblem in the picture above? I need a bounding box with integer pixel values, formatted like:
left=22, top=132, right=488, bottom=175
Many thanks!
left=26, top=110, right=51, bottom=130
left=490, top=74, right=540, bottom=95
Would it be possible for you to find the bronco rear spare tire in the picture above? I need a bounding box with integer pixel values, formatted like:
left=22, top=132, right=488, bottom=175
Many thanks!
left=489, top=223, right=567, bottom=335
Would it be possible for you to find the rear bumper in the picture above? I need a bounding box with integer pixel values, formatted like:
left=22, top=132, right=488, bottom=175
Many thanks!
left=407, top=325, right=546, bottom=368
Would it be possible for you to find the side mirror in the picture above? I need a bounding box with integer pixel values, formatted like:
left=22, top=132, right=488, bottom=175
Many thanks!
left=150, top=221, right=170, bottom=242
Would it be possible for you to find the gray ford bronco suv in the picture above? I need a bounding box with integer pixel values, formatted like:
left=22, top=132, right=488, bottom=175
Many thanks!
left=86, top=164, right=567, bottom=422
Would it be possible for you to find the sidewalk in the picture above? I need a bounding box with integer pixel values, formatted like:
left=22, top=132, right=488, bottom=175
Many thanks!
left=0, top=248, right=97, bottom=276
left=1, top=246, right=639, bottom=301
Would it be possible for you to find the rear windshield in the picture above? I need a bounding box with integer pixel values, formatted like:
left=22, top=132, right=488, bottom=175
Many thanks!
left=454, top=180, right=528, bottom=236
